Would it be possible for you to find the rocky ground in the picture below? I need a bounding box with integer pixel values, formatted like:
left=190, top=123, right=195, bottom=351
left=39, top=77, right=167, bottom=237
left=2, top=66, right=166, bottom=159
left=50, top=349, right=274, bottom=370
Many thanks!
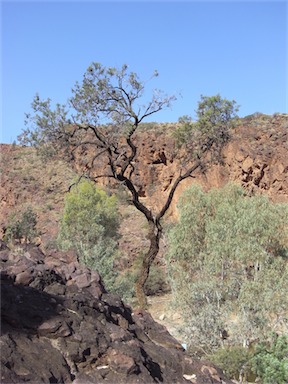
left=0, top=241, right=232, bottom=383
left=147, top=294, right=184, bottom=345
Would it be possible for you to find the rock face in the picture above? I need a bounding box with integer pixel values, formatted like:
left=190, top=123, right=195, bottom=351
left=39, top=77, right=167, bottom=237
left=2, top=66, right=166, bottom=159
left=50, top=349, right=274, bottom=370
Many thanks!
left=0, top=242, right=232, bottom=384
left=83, top=114, right=288, bottom=212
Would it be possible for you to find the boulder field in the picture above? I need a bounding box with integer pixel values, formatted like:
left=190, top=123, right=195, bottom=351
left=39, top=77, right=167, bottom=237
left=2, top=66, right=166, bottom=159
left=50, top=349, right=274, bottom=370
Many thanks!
left=0, top=241, right=232, bottom=383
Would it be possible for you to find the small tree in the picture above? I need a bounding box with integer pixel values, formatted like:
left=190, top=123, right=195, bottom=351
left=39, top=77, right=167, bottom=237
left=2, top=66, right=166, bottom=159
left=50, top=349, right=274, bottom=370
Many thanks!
left=58, top=179, right=120, bottom=291
left=19, top=62, right=239, bottom=307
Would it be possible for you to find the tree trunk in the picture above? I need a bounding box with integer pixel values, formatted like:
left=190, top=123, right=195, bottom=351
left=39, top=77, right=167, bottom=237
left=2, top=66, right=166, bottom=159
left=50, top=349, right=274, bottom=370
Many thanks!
left=135, top=221, right=161, bottom=308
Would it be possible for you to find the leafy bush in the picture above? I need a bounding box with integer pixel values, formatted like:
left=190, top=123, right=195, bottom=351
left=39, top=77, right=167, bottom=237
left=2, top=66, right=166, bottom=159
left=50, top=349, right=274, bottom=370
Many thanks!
left=59, top=179, right=119, bottom=244
left=208, top=346, right=252, bottom=380
left=166, top=183, right=288, bottom=355
left=58, top=179, right=120, bottom=291
left=251, top=334, right=288, bottom=384
left=4, top=206, right=38, bottom=244
left=208, top=336, right=288, bottom=382
left=113, top=270, right=136, bottom=302
left=172, top=116, right=194, bottom=147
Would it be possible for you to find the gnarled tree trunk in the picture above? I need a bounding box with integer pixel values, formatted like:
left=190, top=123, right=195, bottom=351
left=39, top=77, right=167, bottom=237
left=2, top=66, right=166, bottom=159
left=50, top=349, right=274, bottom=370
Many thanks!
left=135, top=221, right=162, bottom=308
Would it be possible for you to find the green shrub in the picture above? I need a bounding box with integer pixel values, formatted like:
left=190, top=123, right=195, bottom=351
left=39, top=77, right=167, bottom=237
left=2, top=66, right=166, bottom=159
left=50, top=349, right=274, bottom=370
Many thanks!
left=144, top=263, right=170, bottom=296
left=166, top=183, right=288, bottom=355
left=4, top=206, right=38, bottom=244
left=172, top=116, right=194, bottom=147
left=58, top=179, right=120, bottom=291
left=113, top=270, right=136, bottom=302
left=208, top=346, right=252, bottom=380
left=251, top=334, right=288, bottom=384
left=59, top=179, right=119, bottom=246
left=113, top=255, right=170, bottom=302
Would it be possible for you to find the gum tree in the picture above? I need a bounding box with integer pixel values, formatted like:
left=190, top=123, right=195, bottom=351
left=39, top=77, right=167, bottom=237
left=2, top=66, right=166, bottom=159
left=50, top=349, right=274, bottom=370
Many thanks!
left=19, top=63, right=238, bottom=307
left=166, top=184, right=288, bottom=355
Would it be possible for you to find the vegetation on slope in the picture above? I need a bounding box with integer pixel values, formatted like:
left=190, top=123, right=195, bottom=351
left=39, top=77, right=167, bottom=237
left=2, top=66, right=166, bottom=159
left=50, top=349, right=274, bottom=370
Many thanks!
left=166, top=183, right=288, bottom=381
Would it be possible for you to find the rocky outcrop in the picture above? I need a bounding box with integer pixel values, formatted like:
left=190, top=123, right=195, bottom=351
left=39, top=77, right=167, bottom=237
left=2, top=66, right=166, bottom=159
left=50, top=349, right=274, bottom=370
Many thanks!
left=223, top=113, right=288, bottom=202
left=1, top=242, right=232, bottom=383
left=123, top=114, right=288, bottom=203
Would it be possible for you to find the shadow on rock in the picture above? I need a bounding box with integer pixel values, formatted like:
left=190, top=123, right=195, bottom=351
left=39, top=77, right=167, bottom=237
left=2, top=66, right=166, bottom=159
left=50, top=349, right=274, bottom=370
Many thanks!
left=1, top=272, right=63, bottom=335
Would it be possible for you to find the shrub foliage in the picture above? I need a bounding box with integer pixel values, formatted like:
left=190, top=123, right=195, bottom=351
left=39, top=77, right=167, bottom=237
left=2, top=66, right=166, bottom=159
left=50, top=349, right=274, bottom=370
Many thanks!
left=4, top=206, right=38, bottom=244
left=166, top=184, right=288, bottom=357
left=251, top=334, right=288, bottom=384
left=58, top=179, right=120, bottom=291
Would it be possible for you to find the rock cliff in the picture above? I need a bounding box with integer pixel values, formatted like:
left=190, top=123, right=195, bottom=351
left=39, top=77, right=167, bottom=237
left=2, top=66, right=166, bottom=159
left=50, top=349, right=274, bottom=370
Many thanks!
left=95, top=114, right=286, bottom=203
left=0, top=114, right=287, bottom=246
left=119, top=114, right=288, bottom=213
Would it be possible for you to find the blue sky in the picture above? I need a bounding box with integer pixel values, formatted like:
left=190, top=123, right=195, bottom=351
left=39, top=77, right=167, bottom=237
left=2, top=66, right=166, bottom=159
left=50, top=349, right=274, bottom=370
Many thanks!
left=1, top=1, right=287, bottom=143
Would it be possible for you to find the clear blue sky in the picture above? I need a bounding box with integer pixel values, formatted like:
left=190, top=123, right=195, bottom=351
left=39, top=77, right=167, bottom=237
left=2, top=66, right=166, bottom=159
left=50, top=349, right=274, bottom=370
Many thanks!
left=1, top=1, right=287, bottom=143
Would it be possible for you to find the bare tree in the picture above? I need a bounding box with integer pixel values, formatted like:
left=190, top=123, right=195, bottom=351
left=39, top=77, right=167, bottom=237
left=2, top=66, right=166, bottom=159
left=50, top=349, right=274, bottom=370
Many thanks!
left=19, top=63, right=238, bottom=307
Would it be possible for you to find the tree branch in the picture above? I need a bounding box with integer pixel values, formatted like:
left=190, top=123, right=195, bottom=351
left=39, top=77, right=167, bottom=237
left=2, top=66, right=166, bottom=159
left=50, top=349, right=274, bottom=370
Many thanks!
left=116, top=173, right=153, bottom=222
left=157, top=161, right=201, bottom=221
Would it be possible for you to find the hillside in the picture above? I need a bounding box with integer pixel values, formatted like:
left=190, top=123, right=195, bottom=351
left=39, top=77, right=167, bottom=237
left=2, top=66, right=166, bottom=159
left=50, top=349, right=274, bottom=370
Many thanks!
left=0, top=113, right=287, bottom=383
left=0, top=113, right=287, bottom=280
left=1, top=113, right=287, bottom=250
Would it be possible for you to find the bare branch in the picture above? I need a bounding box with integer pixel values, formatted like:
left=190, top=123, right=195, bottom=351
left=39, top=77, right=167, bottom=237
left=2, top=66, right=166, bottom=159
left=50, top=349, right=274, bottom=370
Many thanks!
left=157, top=161, right=201, bottom=221
left=116, top=173, right=153, bottom=222
left=67, top=174, right=90, bottom=192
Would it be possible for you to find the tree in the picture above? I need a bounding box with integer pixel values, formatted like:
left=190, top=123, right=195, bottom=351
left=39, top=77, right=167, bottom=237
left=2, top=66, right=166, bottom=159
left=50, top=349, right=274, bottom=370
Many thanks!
left=58, top=179, right=120, bottom=291
left=4, top=206, right=38, bottom=244
left=19, top=62, right=239, bottom=307
left=166, top=184, right=288, bottom=355
left=174, top=94, right=238, bottom=161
